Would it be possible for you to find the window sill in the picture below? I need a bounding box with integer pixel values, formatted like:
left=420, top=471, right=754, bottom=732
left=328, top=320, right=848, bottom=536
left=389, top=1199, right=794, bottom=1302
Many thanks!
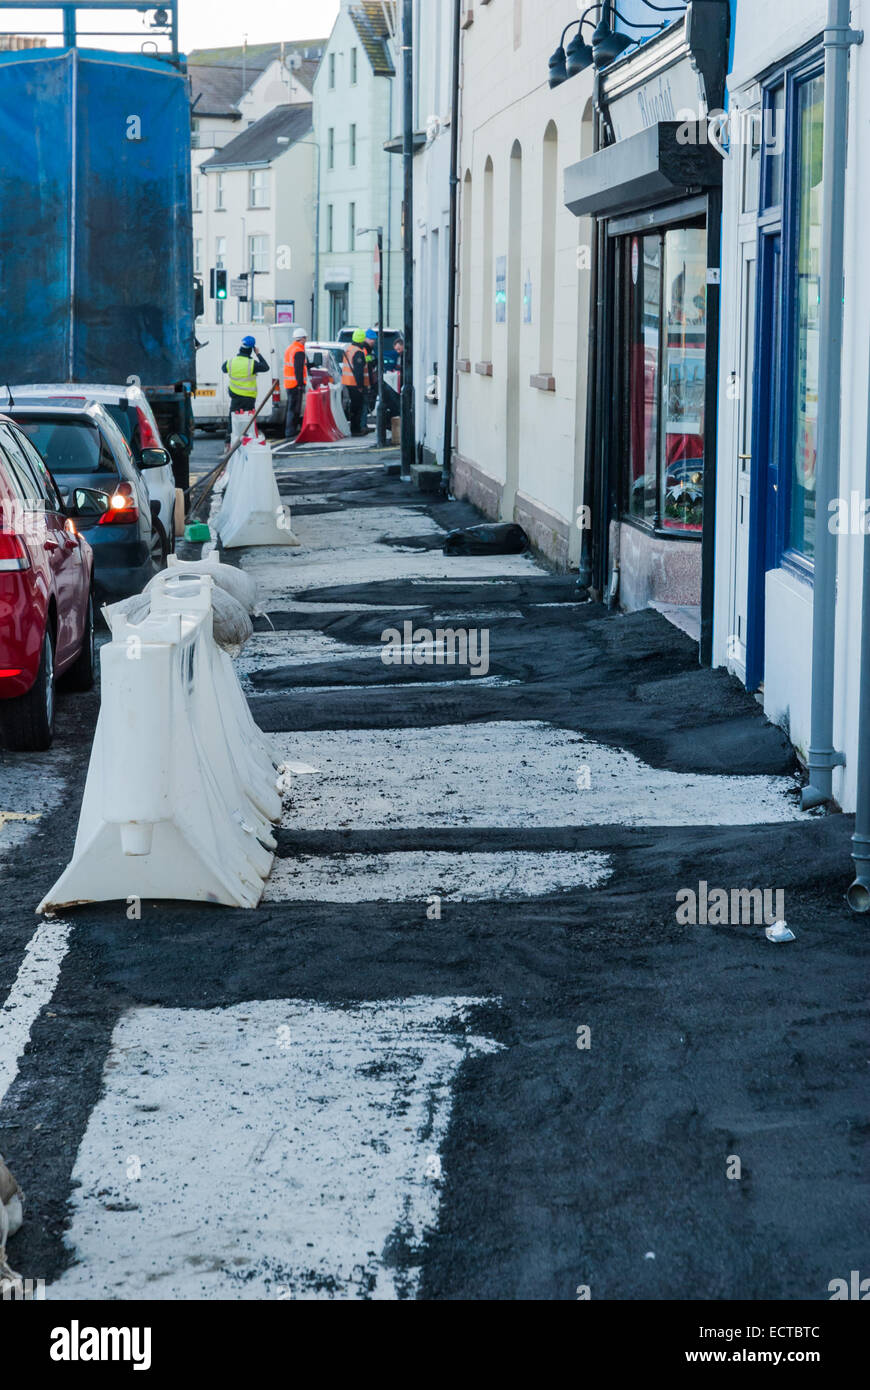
left=474, top=360, right=493, bottom=377
left=619, top=514, right=704, bottom=543
left=530, top=373, right=556, bottom=392
left=457, top=359, right=471, bottom=373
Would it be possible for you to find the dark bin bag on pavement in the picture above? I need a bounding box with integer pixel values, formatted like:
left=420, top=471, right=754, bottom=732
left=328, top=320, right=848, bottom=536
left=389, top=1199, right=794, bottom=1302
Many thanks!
left=443, top=522, right=530, bottom=556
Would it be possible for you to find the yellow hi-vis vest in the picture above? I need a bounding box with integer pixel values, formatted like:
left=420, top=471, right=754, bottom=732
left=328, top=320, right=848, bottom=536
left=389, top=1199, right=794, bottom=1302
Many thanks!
left=228, top=353, right=258, bottom=397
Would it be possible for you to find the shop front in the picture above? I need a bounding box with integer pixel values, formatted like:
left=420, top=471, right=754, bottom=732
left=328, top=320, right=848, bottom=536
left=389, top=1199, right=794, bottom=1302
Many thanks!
left=564, top=2, right=731, bottom=662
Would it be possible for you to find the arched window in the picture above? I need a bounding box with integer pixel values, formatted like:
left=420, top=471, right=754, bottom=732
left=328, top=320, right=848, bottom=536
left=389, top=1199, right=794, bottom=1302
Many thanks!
left=539, top=121, right=558, bottom=379
left=460, top=169, right=473, bottom=362
left=482, top=156, right=494, bottom=364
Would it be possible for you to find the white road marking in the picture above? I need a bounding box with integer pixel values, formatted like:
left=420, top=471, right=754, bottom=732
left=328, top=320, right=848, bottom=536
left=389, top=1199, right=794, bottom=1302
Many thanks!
left=275, top=721, right=806, bottom=830
left=49, top=996, right=501, bottom=1301
left=0, top=919, right=71, bottom=1108
left=263, top=849, right=613, bottom=903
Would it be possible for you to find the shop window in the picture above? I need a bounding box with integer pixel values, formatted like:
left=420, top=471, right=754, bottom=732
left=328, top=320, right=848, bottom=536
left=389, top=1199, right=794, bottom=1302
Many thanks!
left=788, top=74, right=824, bottom=561
left=662, top=227, right=707, bottom=531
left=754, top=54, right=824, bottom=577
left=622, top=223, right=707, bottom=534
left=764, top=85, right=785, bottom=209
left=627, top=234, right=660, bottom=526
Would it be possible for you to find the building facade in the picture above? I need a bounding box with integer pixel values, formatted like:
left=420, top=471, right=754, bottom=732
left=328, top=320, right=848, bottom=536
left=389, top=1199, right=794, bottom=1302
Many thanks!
left=313, top=1, right=403, bottom=340
left=189, top=41, right=324, bottom=328
left=451, top=0, right=597, bottom=570
left=563, top=2, right=731, bottom=657
left=713, top=0, right=867, bottom=816
left=404, top=0, right=455, bottom=471
left=197, top=105, right=315, bottom=329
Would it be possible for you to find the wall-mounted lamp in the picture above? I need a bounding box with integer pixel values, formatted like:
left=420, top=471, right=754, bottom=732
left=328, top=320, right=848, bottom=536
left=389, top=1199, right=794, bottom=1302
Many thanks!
left=548, top=1, right=680, bottom=87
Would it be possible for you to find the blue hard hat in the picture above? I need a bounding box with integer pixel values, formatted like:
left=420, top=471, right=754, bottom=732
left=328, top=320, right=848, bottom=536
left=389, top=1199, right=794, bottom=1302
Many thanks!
left=365, top=328, right=377, bottom=340
left=241, top=335, right=256, bottom=347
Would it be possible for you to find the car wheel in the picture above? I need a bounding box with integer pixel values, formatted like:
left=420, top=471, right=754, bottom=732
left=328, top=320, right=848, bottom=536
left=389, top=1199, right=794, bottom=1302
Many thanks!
left=64, top=587, right=96, bottom=692
left=0, top=626, right=56, bottom=751
left=150, top=517, right=169, bottom=572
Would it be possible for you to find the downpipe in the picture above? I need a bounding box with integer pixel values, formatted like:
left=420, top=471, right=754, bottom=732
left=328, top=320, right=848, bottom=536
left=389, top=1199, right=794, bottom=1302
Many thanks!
left=800, top=0, right=862, bottom=811
left=847, top=337, right=870, bottom=911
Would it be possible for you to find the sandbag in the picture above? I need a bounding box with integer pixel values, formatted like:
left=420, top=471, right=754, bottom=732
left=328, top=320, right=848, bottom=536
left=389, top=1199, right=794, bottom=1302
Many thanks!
left=209, top=585, right=253, bottom=656
left=443, top=522, right=530, bottom=556
left=103, top=591, right=151, bottom=626
left=160, top=557, right=259, bottom=614
left=110, top=578, right=253, bottom=655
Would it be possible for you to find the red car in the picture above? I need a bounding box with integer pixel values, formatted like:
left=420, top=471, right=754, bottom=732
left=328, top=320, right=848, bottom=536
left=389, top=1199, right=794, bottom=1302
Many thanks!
left=0, top=413, right=95, bottom=750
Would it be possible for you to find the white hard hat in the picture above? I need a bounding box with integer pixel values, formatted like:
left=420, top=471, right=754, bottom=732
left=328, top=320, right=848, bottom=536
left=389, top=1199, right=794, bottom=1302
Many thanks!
left=292, top=326, right=308, bottom=340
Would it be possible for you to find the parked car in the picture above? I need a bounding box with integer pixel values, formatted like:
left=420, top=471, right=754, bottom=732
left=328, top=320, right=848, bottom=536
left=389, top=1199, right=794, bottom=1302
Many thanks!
left=6, top=402, right=162, bottom=602
left=0, top=413, right=95, bottom=750
left=7, top=384, right=178, bottom=552
left=338, top=326, right=402, bottom=371
left=306, top=342, right=345, bottom=388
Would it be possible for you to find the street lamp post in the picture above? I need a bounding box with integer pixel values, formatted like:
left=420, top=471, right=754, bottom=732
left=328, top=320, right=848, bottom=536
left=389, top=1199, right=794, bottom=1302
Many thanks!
left=356, top=225, right=386, bottom=448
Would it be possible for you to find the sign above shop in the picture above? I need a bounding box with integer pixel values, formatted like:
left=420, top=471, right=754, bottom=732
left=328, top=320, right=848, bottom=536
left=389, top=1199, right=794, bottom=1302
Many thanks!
left=609, top=54, right=706, bottom=143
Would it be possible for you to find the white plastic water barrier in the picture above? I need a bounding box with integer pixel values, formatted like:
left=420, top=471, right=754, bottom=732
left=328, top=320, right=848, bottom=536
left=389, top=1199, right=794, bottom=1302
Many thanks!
left=216, top=412, right=300, bottom=548
left=38, top=572, right=283, bottom=912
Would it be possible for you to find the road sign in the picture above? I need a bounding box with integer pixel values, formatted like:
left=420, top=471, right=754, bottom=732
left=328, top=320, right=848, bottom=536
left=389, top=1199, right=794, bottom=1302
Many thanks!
left=373, top=243, right=381, bottom=293
left=230, top=277, right=248, bottom=300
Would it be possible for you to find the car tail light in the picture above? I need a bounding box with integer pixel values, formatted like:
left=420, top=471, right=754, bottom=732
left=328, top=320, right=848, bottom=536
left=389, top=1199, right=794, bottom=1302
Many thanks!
left=272, top=380, right=281, bottom=405
left=135, top=406, right=160, bottom=449
left=0, top=668, right=23, bottom=677
left=98, top=481, right=140, bottom=525
left=0, top=531, right=31, bottom=571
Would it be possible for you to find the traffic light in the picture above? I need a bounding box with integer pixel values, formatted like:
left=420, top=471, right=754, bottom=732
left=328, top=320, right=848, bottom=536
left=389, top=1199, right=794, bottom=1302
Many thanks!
left=209, top=268, right=228, bottom=300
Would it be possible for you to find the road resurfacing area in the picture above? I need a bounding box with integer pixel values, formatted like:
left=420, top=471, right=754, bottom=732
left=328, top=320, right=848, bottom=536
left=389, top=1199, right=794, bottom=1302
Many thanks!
left=0, top=444, right=867, bottom=1300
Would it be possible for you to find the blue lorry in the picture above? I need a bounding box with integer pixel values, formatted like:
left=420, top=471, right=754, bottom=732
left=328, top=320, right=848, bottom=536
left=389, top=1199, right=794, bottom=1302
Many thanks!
left=0, top=3, right=197, bottom=490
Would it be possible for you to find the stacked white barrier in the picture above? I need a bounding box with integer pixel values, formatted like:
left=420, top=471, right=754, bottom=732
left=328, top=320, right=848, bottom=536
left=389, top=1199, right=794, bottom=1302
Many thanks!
left=329, top=382, right=351, bottom=437
left=216, top=412, right=300, bottom=548
left=37, top=571, right=282, bottom=913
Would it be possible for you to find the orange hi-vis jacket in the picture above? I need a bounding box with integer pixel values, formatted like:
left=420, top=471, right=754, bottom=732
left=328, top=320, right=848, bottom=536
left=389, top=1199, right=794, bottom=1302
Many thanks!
left=342, top=343, right=366, bottom=388
left=283, top=342, right=307, bottom=390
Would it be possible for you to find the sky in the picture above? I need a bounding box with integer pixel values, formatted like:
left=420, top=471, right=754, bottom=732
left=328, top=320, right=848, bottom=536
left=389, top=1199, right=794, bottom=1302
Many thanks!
left=0, top=1, right=340, bottom=53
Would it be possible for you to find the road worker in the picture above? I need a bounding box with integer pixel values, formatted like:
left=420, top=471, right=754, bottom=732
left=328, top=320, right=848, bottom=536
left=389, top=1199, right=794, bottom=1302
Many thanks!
left=283, top=327, right=309, bottom=438
left=341, top=328, right=369, bottom=435
left=221, top=335, right=270, bottom=442
left=364, top=329, right=379, bottom=410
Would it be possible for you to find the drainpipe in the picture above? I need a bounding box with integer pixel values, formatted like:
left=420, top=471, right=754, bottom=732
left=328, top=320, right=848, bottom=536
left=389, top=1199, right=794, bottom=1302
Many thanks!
left=441, top=0, right=462, bottom=494
left=800, top=0, right=863, bottom=810
left=847, top=346, right=870, bottom=910
left=577, top=80, right=603, bottom=593
left=400, top=0, right=415, bottom=480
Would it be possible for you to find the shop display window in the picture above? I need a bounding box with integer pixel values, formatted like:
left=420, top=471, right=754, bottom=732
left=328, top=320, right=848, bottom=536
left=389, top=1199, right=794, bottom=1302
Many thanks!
left=621, top=222, right=707, bottom=536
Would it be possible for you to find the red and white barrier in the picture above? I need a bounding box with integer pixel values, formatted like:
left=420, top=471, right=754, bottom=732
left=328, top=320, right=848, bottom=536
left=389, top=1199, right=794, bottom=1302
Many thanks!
left=329, top=383, right=351, bottom=437
left=295, top=385, right=345, bottom=445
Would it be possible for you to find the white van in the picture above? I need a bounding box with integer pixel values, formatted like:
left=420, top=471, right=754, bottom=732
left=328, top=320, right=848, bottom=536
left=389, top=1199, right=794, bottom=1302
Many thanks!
left=192, top=324, right=297, bottom=433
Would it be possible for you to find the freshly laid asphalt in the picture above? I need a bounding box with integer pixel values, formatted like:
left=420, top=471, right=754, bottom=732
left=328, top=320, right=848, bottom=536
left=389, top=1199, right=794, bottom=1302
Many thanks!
left=0, top=438, right=867, bottom=1300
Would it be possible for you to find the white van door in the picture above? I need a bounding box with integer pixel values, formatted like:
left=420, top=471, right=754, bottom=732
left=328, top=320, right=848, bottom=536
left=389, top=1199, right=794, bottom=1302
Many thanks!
left=192, top=326, right=231, bottom=429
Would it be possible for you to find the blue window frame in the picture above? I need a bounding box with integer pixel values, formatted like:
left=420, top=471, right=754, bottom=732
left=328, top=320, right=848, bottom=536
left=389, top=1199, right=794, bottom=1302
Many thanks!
left=746, top=44, right=824, bottom=689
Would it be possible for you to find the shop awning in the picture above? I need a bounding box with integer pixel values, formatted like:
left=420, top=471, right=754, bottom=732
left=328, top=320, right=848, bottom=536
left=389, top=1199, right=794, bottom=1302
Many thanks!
left=564, top=122, right=722, bottom=221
